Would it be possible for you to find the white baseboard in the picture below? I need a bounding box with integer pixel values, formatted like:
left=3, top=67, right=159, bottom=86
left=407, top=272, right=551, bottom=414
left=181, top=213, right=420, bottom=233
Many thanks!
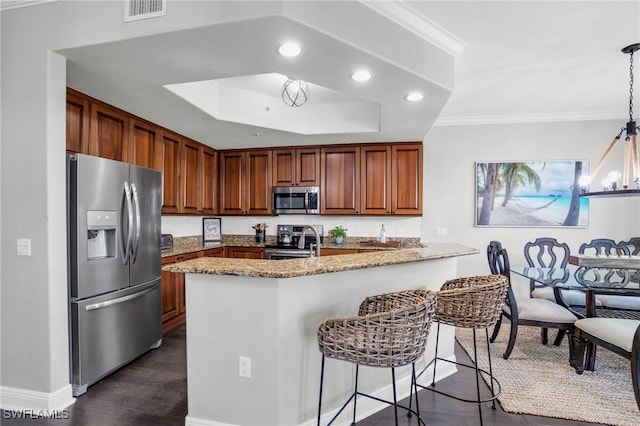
left=185, top=354, right=458, bottom=426
left=0, top=384, right=75, bottom=412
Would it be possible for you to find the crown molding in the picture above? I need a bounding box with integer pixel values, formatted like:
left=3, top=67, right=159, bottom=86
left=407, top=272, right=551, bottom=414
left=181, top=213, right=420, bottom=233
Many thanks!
left=1, top=0, right=57, bottom=11
left=360, top=0, right=465, bottom=57
left=434, top=110, right=628, bottom=126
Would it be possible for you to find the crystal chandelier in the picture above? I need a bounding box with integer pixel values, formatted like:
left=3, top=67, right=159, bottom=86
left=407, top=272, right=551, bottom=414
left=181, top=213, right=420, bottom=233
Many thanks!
left=580, top=43, right=640, bottom=198
left=281, top=78, right=309, bottom=107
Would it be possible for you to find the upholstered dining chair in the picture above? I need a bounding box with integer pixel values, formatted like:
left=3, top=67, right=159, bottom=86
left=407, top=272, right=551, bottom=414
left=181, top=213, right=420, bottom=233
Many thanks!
left=487, top=240, right=578, bottom=360
left=579, top=239, right=640, bottom=312
left=525, top=237, right=574, bottom=345
left=316, top=289, right=436, bottom=426
left=570, top=318, right=640, bottom=410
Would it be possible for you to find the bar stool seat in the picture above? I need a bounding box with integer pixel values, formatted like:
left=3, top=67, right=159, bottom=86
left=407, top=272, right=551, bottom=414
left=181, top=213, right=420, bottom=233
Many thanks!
left=316, top=289, right=436, bottom=426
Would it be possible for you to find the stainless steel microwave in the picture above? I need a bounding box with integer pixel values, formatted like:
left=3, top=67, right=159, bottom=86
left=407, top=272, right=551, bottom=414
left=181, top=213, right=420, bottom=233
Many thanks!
left=272, top=186, right=320, bottom=215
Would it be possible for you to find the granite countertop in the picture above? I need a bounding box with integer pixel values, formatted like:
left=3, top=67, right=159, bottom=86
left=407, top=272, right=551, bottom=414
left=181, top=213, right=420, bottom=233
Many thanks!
left=162, top=243, right=479, bottom=278
left=161, top=234, right=424, bottom=258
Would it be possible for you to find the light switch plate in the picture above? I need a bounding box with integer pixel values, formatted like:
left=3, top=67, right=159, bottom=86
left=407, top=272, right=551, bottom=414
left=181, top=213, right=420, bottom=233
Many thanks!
left=17, top=238, right=31, bottom=256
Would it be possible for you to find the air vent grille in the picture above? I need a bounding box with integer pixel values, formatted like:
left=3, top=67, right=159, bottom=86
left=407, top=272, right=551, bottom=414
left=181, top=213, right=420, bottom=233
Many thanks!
left=124, top=0, right=167, bottom=22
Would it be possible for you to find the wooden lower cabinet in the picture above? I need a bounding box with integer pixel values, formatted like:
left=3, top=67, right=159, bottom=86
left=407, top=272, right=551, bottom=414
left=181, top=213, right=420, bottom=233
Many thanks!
left=200, top=247, right=224, bottom=257
left=161, top=252, right=198, bottom=334
left=225, top=246, right=264, bottom=259
left=321, top=248, right=359, bottom=256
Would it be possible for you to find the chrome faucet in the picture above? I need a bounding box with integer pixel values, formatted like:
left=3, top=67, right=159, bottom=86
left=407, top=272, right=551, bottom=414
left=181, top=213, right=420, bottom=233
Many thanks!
left=298, top=225, right=321, bottom=257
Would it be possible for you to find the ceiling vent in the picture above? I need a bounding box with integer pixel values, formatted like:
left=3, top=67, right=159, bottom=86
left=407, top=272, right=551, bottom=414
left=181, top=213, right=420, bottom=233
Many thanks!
left=124, top=0, right=167, bottom=22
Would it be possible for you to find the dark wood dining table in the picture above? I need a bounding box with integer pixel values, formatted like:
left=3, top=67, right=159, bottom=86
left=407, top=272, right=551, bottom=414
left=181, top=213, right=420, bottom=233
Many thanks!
left=512, top=265, right=640, bottom=369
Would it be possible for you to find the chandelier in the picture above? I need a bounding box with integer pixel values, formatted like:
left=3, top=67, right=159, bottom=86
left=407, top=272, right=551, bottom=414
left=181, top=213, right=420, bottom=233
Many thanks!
left=580, top=43, right=640, bottom=198
left=281, top=78, right=309, bottom=107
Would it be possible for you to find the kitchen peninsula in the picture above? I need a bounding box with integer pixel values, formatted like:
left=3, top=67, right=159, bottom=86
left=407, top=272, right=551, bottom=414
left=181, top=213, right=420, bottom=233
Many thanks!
left=163, top=243, right=478, bottom=426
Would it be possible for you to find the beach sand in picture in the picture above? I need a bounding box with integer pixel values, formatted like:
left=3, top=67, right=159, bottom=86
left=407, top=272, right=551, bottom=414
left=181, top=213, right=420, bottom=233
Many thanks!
left=477, top=196, right=588, bottom=227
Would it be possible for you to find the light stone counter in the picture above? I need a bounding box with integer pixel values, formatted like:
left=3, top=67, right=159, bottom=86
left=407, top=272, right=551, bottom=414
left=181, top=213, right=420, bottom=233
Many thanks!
left=178, top=243, right=479, bottom=426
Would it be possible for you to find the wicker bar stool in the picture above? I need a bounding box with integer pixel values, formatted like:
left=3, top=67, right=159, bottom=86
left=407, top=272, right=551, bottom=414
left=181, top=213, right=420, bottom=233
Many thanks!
left=412, top=275, right=509, bottom=426
left=316, top=289, right=436, bottom=426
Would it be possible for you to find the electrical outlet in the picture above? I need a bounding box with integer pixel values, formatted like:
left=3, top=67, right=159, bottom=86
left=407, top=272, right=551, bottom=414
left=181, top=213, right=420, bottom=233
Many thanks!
left=239, top=356, right=251, bottom=378
left=435, top=227, right=448, bottom=236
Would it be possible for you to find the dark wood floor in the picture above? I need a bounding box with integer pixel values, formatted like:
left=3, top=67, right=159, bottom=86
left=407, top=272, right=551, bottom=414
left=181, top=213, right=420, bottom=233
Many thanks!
left=2, top=325, right=604, bottom=426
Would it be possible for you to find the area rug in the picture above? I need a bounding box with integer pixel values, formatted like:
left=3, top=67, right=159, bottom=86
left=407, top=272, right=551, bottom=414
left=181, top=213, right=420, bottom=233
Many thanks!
left=455, top=326, right=639, bottom=426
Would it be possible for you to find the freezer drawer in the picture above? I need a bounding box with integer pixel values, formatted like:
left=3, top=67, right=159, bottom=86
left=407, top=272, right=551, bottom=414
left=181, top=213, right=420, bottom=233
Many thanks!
left=70, top=280, right=162, bottom=396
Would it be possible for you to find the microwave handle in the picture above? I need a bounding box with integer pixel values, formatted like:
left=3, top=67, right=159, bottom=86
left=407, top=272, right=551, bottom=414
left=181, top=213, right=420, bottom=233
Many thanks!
left=304, top=191, right=309, bottom=213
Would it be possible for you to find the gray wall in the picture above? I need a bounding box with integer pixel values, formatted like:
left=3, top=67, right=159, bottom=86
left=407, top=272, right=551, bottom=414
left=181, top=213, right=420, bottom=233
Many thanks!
left=423, top=120, right=640, bottom=277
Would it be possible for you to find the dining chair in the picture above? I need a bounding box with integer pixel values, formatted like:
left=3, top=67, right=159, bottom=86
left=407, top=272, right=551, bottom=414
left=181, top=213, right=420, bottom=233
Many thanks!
left=579, top=239, right=640, bottom=312
left=316, top=289, right=436, bottom=426
left=570, top=318, right=640, bottom=410
left=487, top=240, right=578, bottom=360
left=524, top=237, right=574, bottom=345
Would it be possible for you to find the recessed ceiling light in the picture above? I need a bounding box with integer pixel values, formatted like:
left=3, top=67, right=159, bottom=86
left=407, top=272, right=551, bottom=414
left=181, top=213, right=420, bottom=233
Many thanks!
left=278, top=42, right=302, bottom=57
left=350, top=70, right=372, bottom=82
left=404, top=92, right=424, bottom=102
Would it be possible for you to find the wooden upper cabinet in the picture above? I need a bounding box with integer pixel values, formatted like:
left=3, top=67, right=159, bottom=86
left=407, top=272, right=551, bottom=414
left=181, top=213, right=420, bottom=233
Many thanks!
left=181, top=138, right=201, bottom=215
left=360, top=145, right=392, bottom=215
left=200, top=146, right=217, bottom=215
left=127, top=118, right=161, bottom=171
left=219, top=150, right=272, bottom=215
left=219, top=151, right=245, bottom=215
left=66, top=89, right=90, bottom=154
left=159, top=130, right=182, bottom=214
left=321, top=146, right=361, bottom=214
left=88, top=102, right=129, bottom=161
left=245, top=150, right=272, bottom=215
left=272, top=148, right=320, bottom=186
left=392, top=143, right=423, bottom=215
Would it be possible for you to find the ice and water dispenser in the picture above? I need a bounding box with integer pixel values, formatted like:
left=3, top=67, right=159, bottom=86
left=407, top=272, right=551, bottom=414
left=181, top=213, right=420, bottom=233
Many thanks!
left=87, top=210, right=117, bottom=260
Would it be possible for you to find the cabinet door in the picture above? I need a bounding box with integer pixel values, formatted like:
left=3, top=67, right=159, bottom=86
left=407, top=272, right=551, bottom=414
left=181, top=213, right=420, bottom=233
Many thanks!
left=272, top=148, right=320, bottom=186
left=272, top=149, right=296, bottom=186
left=200, top=146, right=217, bottom=214
left=176, top=252, right=198, bottom=314
left=161, top=256, right=180, bottom=323
left=219, top=151, right=245, bottom=215
left=360, top=145, right=392, bottom=215
left=66, top=89, right=90, bottom=154
left=88, top=102, right=129, bottom=161
left=225, top=247, right=264, bottom=259
left=321, top=146, right=360, bottom=214
left=296, top=148, right=320, bottom=186
left=159, top=130, right=182, bottom=214
left=392, top=143, right=423, bottom=215
left=200, top=247, right=223, bottom=257
left=181, top=138, right=201, bottom=214
left=245, top=150, right=272, bottom=215
left=127, top=118, right=160, bottom=170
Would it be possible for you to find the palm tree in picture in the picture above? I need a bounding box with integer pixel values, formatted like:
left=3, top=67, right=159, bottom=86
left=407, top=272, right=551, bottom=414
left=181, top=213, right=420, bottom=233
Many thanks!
left=477, top=162, right=498, bottom=225
left=500, top=162, right=541, bottom=207
left=562, top=161, right=583, bottom=226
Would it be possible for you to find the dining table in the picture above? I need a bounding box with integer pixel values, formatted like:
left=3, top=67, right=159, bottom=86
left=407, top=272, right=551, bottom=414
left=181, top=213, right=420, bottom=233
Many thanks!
left=512, top=264, right=640, bottom=369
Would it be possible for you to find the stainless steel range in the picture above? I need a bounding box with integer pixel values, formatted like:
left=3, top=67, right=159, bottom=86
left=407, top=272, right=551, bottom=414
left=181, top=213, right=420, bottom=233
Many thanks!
left=264, top=224, right=324, bottom=260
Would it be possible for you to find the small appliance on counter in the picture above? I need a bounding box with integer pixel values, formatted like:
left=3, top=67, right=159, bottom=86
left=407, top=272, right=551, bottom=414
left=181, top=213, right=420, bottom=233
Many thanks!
left=265, top=224, right=324, bottom=259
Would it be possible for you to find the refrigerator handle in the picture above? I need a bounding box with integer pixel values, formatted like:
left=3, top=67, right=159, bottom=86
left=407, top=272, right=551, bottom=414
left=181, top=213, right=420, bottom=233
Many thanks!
left=122, top=181, right=134, bottom=265
left=130, top=183, right=141, bottom=264
left=84, top=287, right=155, bottom=311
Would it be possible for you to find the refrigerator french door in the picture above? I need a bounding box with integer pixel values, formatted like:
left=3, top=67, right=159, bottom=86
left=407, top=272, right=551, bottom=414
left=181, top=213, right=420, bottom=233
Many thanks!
left=67, top=154, right=162, bottom=396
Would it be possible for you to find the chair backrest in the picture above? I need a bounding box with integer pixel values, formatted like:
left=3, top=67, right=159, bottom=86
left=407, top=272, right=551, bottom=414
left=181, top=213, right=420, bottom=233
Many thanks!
left=620, top=237, right=640, bottom=255
left=487, top=240, right=511, bottom=277
left=524, top=237, right=570, bottom=268
left=579, top=238, right=631, bottom=256
left=358, top=289, right=432, bottom=316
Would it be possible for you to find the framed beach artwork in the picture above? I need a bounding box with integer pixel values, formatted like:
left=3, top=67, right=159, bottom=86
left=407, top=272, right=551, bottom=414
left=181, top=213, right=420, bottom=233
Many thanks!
left=475, top=160, right=589, bottom=228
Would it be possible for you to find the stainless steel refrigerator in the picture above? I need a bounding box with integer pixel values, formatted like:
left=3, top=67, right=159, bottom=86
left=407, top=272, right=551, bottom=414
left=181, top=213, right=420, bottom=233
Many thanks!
left=67, top=153, right=162, bottom=396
